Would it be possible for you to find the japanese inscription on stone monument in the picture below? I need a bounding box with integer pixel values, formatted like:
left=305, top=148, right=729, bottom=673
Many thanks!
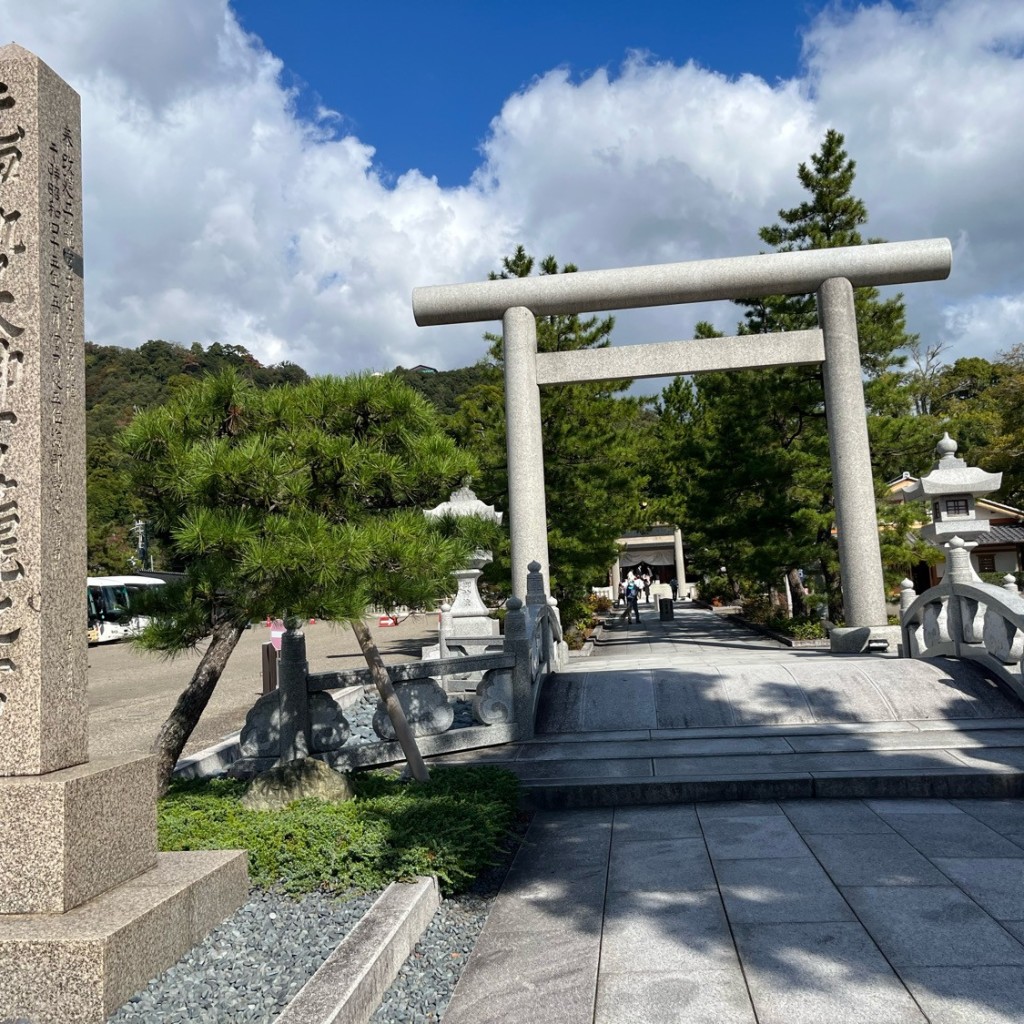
left=0, top=46, right=88, bottom=776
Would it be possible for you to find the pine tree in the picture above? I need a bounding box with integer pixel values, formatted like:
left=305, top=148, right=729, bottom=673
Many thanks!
left=653, top=131, right=921, bottom=618
left=118, top=370, right=489, bottom=791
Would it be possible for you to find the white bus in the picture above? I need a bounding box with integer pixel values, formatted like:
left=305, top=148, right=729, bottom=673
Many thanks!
left=87, top=575, right=165, bottom=644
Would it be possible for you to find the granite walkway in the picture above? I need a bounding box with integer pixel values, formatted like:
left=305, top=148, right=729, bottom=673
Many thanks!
left=439, top=604, right=1024, bottom=1023
left=444, top=796, right=1024, bottom=1024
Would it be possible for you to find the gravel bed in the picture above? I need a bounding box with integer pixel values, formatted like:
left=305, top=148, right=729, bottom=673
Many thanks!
left=369, top=817, right=527, bottom=1024
left=101, top=698, right=516, bottom=1024
left=106, top=886, right=380, bottom=1024
left=370, top=894, right=493, bottom=1024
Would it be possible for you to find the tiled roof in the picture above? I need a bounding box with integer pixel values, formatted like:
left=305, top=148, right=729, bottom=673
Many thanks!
left=971, top=525, right=1024, bottom=545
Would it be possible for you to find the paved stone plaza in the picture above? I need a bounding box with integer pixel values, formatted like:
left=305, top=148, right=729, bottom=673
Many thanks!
left=437, top=604, right=1024, bottom=1023
left=445, top=796, right=1024, bottom=1024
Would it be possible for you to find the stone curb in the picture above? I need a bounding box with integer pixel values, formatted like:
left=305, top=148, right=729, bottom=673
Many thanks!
left=276, top=876, right=441, bottom=1024
left=520, top=768, right=1024, bottom=809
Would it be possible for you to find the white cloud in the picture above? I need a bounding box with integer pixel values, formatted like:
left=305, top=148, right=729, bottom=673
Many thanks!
left=3, top=0, right=1022, bottom=375
left=940, top=294, right=1024, bottom=359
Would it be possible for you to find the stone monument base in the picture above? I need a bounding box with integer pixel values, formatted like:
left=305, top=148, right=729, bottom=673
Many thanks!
left=0, top=755, right=160, bottom=914
left=0, top=849, right=249, bottom=1024
left=830, top=624, right=902, bottom=654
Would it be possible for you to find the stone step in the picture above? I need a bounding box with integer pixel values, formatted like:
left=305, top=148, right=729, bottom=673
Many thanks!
left=428, top=721, right=1024, bottom=808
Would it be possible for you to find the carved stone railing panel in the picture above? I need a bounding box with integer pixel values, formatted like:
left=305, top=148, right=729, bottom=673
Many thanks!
left=900, top=576, right=1024, bottom=704
left=372, top=679, right=454, bottom=740
left=982, top=609, right=1024, bottom=666
left=473, top=667, right=514, bottom=725
left=960, top=596, right=986, bottom=645
left=922, top=599, right=950, bottom=648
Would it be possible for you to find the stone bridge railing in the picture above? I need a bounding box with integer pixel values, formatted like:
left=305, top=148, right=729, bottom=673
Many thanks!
left=227, top=563, right=569, bottom=778
left=900, top=537, right=1024, bottom=704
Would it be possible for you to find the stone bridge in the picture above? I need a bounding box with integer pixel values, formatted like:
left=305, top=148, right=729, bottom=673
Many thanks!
left=430, top=602, right=1024, bottom=807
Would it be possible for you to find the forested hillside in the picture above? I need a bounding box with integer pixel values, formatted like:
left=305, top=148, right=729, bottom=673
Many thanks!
left=84, top=343, right=494, bottom=572
left=86, top=340, right=310, bottom=571
left=391, top=363, right=494, bottom=416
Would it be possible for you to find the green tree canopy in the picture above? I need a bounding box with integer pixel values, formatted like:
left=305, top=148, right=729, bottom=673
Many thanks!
left=119, top=369, right=489, bottom=789
left=651, top=130, right=926, bottom=617
left=86, top=339, right=310, bottom=572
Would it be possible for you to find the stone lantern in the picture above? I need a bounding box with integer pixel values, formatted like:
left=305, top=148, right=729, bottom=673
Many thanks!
left=424, top=480, right=503, bottom=643
left=901, top=433, right=1001, bottom=575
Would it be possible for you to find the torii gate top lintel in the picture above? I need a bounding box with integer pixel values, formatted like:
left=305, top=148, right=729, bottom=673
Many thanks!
left=412, top=237, right=952, bottom=327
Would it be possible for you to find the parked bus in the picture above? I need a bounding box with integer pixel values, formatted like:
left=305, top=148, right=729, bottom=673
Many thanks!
left=87, top=575, right=165, bottom=644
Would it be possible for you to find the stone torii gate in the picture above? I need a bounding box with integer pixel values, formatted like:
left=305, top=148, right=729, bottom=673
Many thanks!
left=413, top=238, right=952, bottom=653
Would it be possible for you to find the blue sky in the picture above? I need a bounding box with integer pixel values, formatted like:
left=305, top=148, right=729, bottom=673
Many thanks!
left=4, top=1, right=1023, bottom=376
left=231, top=1, right=833, bottom=187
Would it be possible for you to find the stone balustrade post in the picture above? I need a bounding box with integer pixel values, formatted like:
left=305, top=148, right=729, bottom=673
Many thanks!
left=899, top=578, right=917, bottom=615
left=503, top=596, right=534, bottom=739
left=439, top=602, right=452, bottom=659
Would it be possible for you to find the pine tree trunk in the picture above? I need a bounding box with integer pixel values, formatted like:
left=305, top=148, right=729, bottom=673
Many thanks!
left=152, top=619, right=245, bottom=795
left=787, top=567, right=808, bottom=618
left=350, top=618, right=430, bottom=782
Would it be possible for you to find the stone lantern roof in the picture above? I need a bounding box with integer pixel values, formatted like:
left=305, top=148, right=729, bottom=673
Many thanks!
left=423, top=479, right=503, bottom=524
left=900, top=433, right=1001, bottom=500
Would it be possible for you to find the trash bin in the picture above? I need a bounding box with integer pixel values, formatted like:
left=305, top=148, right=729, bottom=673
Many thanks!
left=659, top=598, right=674, bottom=621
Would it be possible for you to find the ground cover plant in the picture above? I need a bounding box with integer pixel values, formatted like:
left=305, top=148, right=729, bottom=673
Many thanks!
left=158, top=766, right=520, bottom=896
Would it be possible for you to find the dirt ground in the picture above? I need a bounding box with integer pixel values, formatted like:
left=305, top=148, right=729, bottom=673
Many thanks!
left=86, top=613, right=438, bottom=761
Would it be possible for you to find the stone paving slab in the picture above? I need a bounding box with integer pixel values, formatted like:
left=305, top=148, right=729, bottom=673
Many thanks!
left=896, top=966, right=1024, bottom=1024
left=594, top=969, right=756, bottom=1024
left=731, top=920, right=928, bottom=1024
left=785, top=729, right=1024, bottom=753
left=607, top=837, right=717, bottom=892
left=443, top=796, right=1024, bottom=1024
left=609, top=803, right=702, bottom=840
left=715, top=855, right=855, bottom=923
left=517, top=735, right=796, bottom=761
left=779, top=797, right=896, bottom=833
left=600, top=888, right=737, bottom=971
left=840, top=885, right=1024, bottom=967
left=803, top=832, right=950, bottom=886
left=929, top=858, right=1024, bottom=919
left=440, top=605, right=1024, bottom=1022
left=876, top=812, right=1024, bottom=858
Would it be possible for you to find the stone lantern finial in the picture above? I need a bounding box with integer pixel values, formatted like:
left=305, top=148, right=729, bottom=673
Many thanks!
left=936, top=432, right=959, bottom=462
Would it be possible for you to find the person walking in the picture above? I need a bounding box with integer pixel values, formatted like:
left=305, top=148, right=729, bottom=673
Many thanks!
left=624, top=578, right=641, bottom=624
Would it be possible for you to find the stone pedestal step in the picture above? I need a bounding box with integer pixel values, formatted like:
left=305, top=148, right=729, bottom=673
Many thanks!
left=0, top=850, right=249, bottom=1024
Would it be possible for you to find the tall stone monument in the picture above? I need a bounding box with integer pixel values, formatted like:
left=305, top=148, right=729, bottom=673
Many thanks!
left=0, top=44, right=247, bottom=1024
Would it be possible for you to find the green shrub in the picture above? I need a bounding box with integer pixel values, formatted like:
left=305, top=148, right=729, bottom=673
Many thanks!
left=587, top=593, right=613, bottom=615
left=158, top=766, right=520, bottom=896
left=777, top=617, right=827, bottom=640
left=747, top=611, right=827, bottom=640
